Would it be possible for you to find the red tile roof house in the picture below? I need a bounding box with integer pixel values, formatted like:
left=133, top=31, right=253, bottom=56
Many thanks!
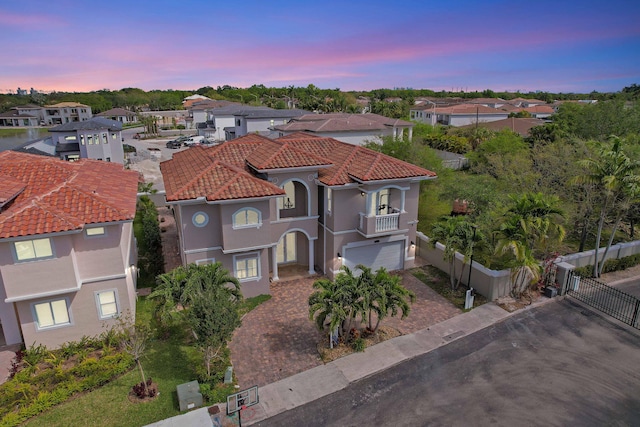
left=273, top=113, right=414, bottom=146
left=160, top=133, right=436, bottom=298
left=0, top=152, right=139, bottom=349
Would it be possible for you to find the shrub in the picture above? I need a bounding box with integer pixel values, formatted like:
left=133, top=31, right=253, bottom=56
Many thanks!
left=573, top=253, right=640, bottom=278
left=199, top=382, right=237, bottom=404
left=351, top=337, right=366, bottom=352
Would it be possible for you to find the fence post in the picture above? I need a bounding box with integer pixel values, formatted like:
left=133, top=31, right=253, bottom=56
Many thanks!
left=560, top=270, right=572, bottom=296
left=632, top=299, right=640, bottom=329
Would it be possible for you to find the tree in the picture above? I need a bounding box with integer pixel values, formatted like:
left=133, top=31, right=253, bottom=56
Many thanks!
left=572, top=137, right=640, bottom=276
left=495, top=193, right=565, bottom=297
left=367, top=267, right=415, bottom=333
left=116, top=314, right=152, bottom=397
left=430, top=216, right=482, bottom=290
left=188, top=287, right=241, bottom=379
left=308, top=268, right=357, bottom=341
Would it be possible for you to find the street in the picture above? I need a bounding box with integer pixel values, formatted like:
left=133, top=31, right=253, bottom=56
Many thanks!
left=258, top=298, right=640, bottom=426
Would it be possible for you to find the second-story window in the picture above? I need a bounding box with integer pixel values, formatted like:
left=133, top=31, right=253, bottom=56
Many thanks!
left=233, top=208, right=261, bottom=229
left=14, top=238, right=53, bottom=262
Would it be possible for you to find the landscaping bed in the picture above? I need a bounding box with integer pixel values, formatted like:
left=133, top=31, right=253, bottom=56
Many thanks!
left=411, top=265, right=488, bottom=310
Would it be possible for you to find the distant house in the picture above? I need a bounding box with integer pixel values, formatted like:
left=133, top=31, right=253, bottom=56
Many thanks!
left=458, top=117, right=546, bottom=137
left=43, top=102, right=92, bottom=125
left=46, top=117, right=126, bottom=163
left=0, top=152, right=139, bottom=349
left=96, top=108, right=138, bottom=124
left=0, top=105, right=43, bottom=127
left=432, top=104, right=510, bottom=126
left=139, top=110, right=190, bottom=129
left=273, top=113, right=414, bottom=145
left=160, top=133, right=436, bottom=298
left=508, top=97, right=547, bottom=108
left=196, top=105, right=308, bottom=142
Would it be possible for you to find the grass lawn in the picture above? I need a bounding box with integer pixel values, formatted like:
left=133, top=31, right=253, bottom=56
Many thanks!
left=22, top=294, right=271, bottom=427
left=412, top=265, right=487, bottom=310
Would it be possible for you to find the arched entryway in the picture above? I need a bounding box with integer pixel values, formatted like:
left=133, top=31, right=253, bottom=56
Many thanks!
left=271, top=229, right=316, bottom=281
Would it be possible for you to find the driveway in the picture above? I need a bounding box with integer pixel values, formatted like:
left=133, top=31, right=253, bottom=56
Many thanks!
left=261, top=298, right=640, bottom=426
left=228, top=268, right=462, bottom=389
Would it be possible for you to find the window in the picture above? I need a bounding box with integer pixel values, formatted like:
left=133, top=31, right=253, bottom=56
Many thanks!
left=80, top=134, right=85, bottom=145
left=233, top=208, right=260, bottom=228
left=64, top=135, right=77, bottom=141
left=106, top=157, right=111, bottom=162
left=235, top=254, right=259, bottom=280
left=111, top=133, right=117, bottom=140
left=278, top=181, right=296, bottom=210
left=196, top=258, right=216, bottom=266
left=14, top=238, right=53, bottom=261
left=94, top=134, right=100, bottom=145
left=33, top=299, right=70, bottom=329
left=192, top=211, right=209, bottom=227
left=96, top=290, right=118, bottom=319
left=85, top=227, right=105, bottom=236
left=102, top=133, right=108, bottom=144
left=87, top=135, right=93, bottom=145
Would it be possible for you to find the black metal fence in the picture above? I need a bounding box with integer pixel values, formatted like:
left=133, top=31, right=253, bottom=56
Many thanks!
left=563, top=271, right=640, bottom=330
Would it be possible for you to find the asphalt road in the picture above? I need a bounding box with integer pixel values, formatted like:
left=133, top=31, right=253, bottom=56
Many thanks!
left=258, top=298, right=640, bottom=427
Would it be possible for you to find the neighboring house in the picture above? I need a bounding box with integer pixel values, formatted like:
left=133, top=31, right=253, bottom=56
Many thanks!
left=273, top=113, right=414, bottom=145
left=508, top=97, right=547, bottom=108
left=433, top=104, right=510, bottom=126
left=43, top=102, right=92, bottom=125
left=96, top=108, right=138, bottom=124
left=182, top=94, right=211, bottom=109
left=0, top=152, right=139, bottom=349
left=520, top=105, right=555, bottom=119
left=458, top=117, right=546, bottom=137
left=160, top=133, right=436, bottom=298
left=46, top=117, right=126, bottom=163
left=196, top=105, right=308, bottom=142
left=467, top=98, right=508, bottom=109
left=139, top=110, right=190, bottom=129
left=0, top=104, right=43, bottom=127
left=232, top=107, right=308, bottom=140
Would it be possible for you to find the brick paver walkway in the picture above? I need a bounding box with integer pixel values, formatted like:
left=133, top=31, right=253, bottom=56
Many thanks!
left=228, top=268, right=462, bottom=389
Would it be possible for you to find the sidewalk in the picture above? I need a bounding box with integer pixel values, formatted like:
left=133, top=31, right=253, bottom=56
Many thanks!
left=146, top=295, right=559, bottom=427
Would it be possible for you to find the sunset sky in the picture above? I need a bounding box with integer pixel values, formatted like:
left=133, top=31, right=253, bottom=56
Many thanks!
left=2, top=0, right=639, bottom=94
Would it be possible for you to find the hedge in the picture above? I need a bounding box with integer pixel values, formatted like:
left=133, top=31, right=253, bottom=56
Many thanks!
left=572, top=253, right=640, bottom=278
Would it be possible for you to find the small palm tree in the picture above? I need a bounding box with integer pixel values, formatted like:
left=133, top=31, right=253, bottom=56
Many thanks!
left=368, top=268, right=415, bottom=334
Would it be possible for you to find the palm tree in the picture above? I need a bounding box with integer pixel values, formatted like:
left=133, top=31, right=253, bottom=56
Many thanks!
left=572, top=136, right=640, bottom=277
left=430, top=216, right=482, bottom=290
left=149, top=263, right=241, bottom=327
left=495, top=192, right=565, bottom=297
left=368, top=268, right=415, bottom=333
left=308, top=266, right=359, bottom=340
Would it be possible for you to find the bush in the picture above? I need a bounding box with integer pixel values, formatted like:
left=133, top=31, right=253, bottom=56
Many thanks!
left=351, top=337, right=366, bottom=352
left=199, top=382, right=237, bottom=405
left=573, top=253, right=640, bottom=278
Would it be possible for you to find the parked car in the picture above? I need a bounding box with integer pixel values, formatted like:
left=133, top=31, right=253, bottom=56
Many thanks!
left=184, top=136, right=205, bottom=146
left=166, top=136, right=189, bottom=148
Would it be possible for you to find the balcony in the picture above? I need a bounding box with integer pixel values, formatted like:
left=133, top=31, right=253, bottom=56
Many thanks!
left=358, top=212, right=402, bottom=237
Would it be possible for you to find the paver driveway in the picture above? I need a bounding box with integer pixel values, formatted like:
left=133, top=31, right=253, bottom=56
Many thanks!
left=228, top=268, right=462, bottom=389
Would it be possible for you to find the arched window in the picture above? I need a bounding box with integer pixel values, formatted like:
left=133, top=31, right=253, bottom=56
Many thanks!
left=233, top=207, right=261, bottom=228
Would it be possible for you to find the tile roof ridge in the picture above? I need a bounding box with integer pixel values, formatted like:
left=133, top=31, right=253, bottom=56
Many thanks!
left=360, top=150, right=385, bottom=180
left=326, top=143, right=360, bottom=185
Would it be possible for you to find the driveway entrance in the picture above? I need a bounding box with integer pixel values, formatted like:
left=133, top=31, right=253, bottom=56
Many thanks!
left=228, top=268, right=462, bottom=389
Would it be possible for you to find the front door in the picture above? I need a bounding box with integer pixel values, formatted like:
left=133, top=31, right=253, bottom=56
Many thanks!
left=277, top=232, right=297, bottom=264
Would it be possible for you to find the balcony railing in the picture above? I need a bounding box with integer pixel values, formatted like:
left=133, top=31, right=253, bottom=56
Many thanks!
left=376, top=213, right=399, bottom=232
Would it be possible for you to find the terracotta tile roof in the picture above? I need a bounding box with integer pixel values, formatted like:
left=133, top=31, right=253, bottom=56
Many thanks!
left=274, top=113, right=413, bottom=134
left=0, top=152, right=138, bottom=239
left=0, top=177, right=26, bottom=205
left=161, top=142, right=285, bottom=202
left=458, top=117, right=546, bottom=136
left=435, top=104, right=508, bottom=115
left=162, top=134, right=436, bottom=202
left=246, top=139, right=333, bottom=170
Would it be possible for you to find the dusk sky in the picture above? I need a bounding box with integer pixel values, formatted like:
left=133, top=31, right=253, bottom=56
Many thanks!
left=2, top=0, right=640, bottom=94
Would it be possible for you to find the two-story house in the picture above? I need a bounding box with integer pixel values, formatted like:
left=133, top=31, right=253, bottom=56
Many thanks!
left=160, top=133, right=436, bottom=298
left=48, top=117, right=126, bottom=163
left=95, top=108, right=139, bottom=124
left=0, top=105, right=43, bottom=127
left=43, top=102, right=92, bottom=125
left=0, top=152, right=139, bottom=349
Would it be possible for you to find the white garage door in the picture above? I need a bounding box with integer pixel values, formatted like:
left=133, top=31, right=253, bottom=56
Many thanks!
left=344, top=241, right=404, bottom=273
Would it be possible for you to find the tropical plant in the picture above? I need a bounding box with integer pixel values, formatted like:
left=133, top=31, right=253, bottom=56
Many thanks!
left=429, top=216, right=483, bottom=290
left=367, top=267, right=415, bottom=333
left=572, top=136, right=640, bottom=276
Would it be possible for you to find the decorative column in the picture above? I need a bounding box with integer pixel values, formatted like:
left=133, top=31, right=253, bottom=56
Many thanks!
left=308, top=239, right=315, bottom=275
left=271, top=246, right=279, bottom=281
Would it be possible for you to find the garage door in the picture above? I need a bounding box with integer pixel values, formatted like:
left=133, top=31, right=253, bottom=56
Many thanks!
left=344, top=241, right=404, bottom=273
